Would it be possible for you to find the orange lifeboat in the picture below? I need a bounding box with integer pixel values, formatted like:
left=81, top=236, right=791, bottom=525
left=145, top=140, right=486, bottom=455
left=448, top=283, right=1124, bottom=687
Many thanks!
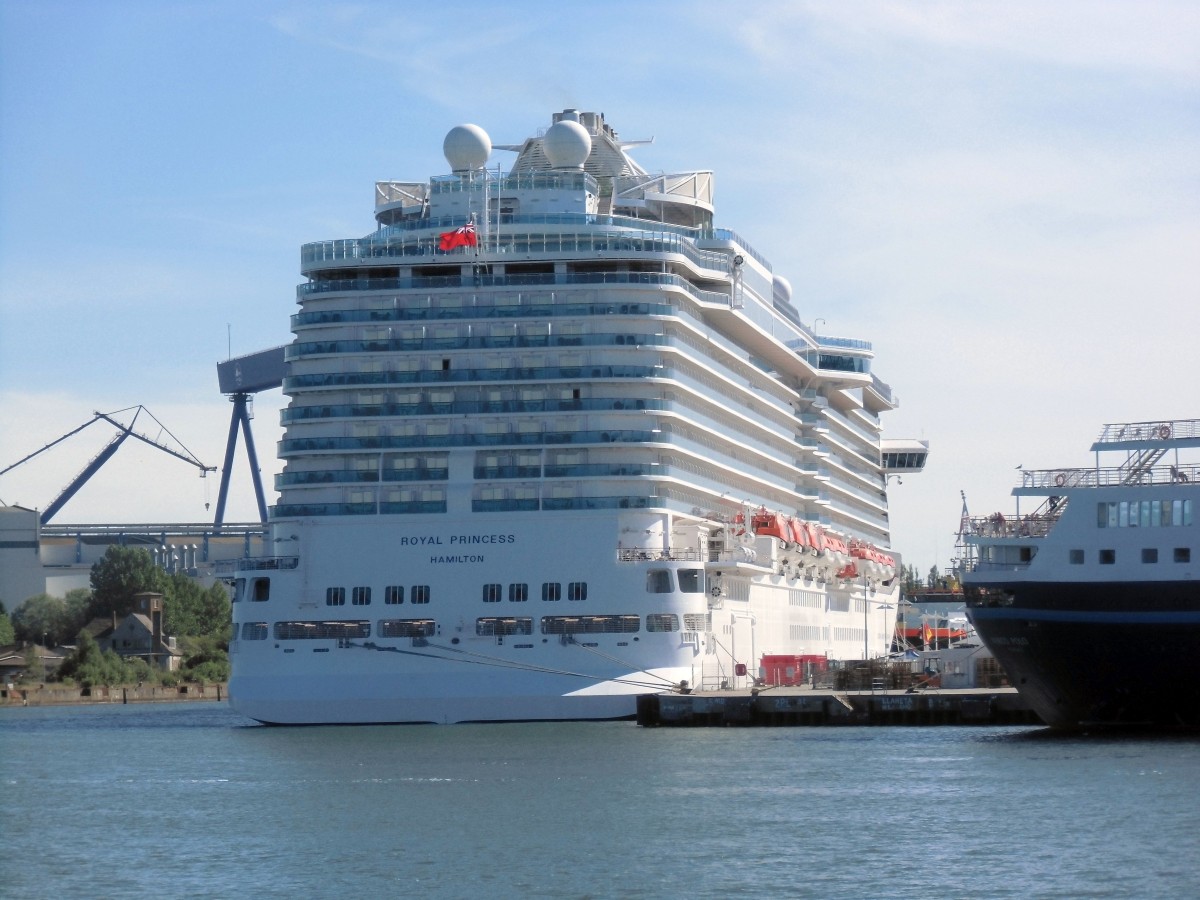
left=750, top=510, right=790, bottom=546
left=789, top=518, right=809, bottom=550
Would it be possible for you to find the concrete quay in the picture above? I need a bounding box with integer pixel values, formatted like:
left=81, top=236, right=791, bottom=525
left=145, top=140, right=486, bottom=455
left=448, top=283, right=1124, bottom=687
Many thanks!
left=636, top=686, right=1042, bottom=727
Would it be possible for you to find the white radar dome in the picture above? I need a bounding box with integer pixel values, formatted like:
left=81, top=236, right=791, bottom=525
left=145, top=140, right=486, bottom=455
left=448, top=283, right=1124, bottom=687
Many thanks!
left=773, top=275, right=793, bottom=304
left=443, top=124, right=491, bottom=172
left=542, top=119, right=591, bottom=170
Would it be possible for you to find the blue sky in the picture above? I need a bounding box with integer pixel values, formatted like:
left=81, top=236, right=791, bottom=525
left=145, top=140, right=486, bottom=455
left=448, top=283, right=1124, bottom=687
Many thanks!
left=2, top=1, right=1197, bottom=576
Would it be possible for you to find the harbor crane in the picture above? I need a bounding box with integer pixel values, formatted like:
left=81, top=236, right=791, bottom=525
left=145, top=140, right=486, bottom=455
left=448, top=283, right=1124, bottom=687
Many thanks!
left=0, top=406, right=216, bottom=525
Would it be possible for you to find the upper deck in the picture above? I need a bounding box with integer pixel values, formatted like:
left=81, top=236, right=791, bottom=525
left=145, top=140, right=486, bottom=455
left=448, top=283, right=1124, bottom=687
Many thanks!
left=1013, top=418, right=1200, bottom=496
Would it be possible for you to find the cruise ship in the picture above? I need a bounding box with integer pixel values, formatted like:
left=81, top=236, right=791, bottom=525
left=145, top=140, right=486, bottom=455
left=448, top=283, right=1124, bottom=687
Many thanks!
left=227, top=109, right=926, bottom=724
left=961, top=419, right=1199, bottom=729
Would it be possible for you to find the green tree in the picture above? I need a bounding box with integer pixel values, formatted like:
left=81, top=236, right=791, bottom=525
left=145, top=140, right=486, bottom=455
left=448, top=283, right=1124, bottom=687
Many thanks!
left=0, top=602, right=15, bottom=645
left=926, top=564, right=943, bottom=589
left=11, top=593, right=73, bottom=646
left=58, top=628, right=102, bottom=682
left=89, top=546, right=168, bottom=620
left=64, top=588, right=92, bottom=635
left=163, top=574, right=231, bottom=638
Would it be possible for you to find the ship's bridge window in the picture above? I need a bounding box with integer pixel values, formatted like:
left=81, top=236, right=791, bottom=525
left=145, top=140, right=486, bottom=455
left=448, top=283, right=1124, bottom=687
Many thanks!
left=678, top=569, right=704, bottom=593
left=646, top=613, right=680, bottom=632
left=646, top=569, right=672, bottom=593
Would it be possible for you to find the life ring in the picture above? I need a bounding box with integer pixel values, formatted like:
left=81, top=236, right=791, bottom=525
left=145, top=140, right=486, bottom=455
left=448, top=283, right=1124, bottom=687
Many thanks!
left=1054, top=473, right=1066, bottom=487
left=1159, top=424, right=1172, bottom=439
left=710, top=586, right=722, bottom=598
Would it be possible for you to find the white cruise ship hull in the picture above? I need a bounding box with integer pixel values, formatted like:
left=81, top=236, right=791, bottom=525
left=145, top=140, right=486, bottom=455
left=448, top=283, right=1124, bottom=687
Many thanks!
left=228, top=109, right=916, bottom=725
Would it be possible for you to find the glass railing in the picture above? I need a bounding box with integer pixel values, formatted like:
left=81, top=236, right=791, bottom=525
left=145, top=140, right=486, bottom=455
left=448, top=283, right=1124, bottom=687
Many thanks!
left=283, top=364, right=661, bottom=391
left=275, top=468, right=449, bottom=487
left=304, top=220, right=731, bottom=271
left=282, top=397, right=663, bottom=423
left=270, top=500, right=447, bottom=517
left=297, top=270, right=730, bottom=308
left=292, top=300, right=673, bottom=328
left=279, top=429, right=659, bottom=455
left=285, top=331, right=669, bottom=360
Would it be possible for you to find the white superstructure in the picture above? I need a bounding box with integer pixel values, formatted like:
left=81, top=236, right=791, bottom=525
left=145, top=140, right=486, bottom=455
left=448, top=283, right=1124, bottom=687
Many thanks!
left=228, top=110, right=924, bottom=724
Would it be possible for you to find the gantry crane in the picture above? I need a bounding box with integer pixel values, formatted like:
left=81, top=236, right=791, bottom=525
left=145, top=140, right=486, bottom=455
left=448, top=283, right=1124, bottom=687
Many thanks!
left=0, top=406, right=216, bottom=525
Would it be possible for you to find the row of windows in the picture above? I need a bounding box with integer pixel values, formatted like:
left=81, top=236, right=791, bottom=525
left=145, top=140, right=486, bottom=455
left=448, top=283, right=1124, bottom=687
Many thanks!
left=1070, top=547, right=1191, bottom=565
left=1097, top=499, right=1192, bottom=529
left=326, top=585, right=431, bottom=606
left=481, top=582, right=587, bottom=602
left=241, top=613, right=680, bottom=641
left=323, top=574, right=705, bottom=606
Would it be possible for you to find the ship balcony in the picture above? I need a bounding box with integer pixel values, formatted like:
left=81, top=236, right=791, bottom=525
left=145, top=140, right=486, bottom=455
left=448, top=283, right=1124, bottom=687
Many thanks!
left=281, top=396, right=662, bottom=423
left=277, top=429, right=661, bottom=457
left=296, top=270, right=730, bottom=310
left=275, top=468, right=448, bottom=488
left=284, top=363, right=662, bottom=391
left=290, top=299, right=674, bottom=329
left=284, top=331, right=669, bottom=361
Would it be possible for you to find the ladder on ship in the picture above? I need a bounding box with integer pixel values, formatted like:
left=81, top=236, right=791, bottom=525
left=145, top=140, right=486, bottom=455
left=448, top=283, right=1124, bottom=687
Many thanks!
left=597, top=177, right=615, bottom=216
left=1120, top=447, right=1168, bottom=484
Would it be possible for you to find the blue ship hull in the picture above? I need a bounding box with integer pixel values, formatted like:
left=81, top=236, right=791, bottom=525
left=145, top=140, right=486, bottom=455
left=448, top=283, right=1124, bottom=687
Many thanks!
left=967, top=581, right=1200, bottom=729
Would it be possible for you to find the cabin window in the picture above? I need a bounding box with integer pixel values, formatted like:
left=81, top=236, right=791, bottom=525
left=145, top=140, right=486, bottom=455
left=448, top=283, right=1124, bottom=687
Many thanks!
left=482, top=583, right=502, bottom=603
left=326, top=587, right=345, bottom=606
left=241, top=622, right=268, bottom=640
left=378, top=619, right=435, bottom=638
left=646, top=613, right=680, bottom=632
left=253, top=578, right=270, bottom=602
left=352, top=587, right=372, bottom=606
left=275, top=621, right=370, bottom=640
left=232, top=578, right=245, bottom=603
left=541, top=582, right=561, bottom=602
left=1175, top=548, right=1192, bottom=563
left=646, top=569, right=672, bottom=593
left=1141, top=548, right=1158, bottom=564
left=508, top=583, right=528, bottom=603
left=678, top=569, right=704, bottom=593
left=385, top=586, right=404, bottom=604
left=1069, top=549, right=1084, bottom=565
left=411, top=585, right=431, bottom=604
left=476, top=617, right=532, bottom=636
left=568, top=581, right=588, bottom=602
left=1099, top=549, right=1116, bottom=565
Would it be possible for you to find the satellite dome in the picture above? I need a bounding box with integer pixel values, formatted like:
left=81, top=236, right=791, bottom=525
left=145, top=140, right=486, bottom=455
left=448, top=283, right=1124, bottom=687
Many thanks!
left=542, top=119, right=591, bottom=170
left=443, top=124, right=491, bottom=172
left=772, top=275, right=793, bottom=304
